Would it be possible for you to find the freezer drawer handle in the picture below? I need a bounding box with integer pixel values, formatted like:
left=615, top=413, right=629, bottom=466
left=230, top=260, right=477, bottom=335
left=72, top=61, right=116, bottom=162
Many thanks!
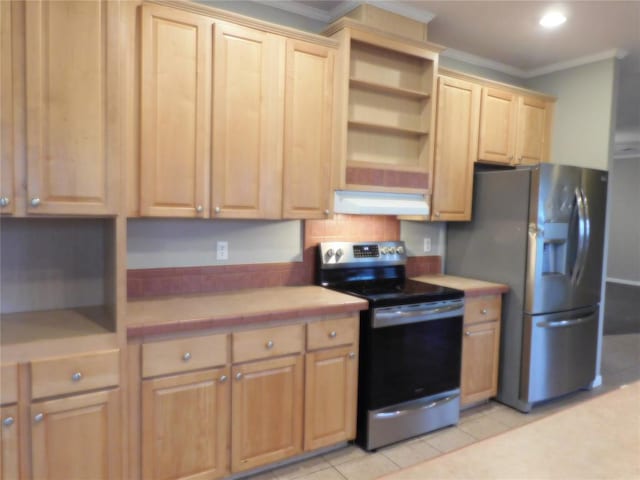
left=536, top=315, right=594, bottom=329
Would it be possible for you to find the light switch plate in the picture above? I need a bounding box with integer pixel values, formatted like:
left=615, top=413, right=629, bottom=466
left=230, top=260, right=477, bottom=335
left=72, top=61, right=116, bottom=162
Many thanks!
left=216, top=241, right=229, bottom=261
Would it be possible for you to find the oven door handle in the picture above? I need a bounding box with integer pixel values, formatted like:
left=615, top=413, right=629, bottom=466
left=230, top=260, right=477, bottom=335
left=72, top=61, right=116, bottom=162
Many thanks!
left=373, top=303, right=464, bottom=328
left=373, top=394, right=458, bottom=419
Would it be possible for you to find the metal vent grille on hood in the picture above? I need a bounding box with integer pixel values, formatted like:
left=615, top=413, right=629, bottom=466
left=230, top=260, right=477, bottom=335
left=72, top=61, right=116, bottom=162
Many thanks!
left=333, top=190, right=430, bottom=216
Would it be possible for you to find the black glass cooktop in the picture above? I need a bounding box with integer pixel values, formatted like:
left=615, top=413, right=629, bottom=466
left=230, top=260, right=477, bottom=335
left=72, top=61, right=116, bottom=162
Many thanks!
left=335, top=279, right=463, bottom=308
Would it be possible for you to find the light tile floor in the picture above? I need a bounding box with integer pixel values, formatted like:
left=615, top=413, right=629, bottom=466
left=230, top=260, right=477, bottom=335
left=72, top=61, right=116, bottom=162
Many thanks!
left=247, top=333, right=640, bottom=480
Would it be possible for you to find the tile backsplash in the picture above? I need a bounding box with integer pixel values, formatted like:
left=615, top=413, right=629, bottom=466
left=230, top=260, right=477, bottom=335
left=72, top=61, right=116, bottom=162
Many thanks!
left=127, top=214, right=441, bottom=298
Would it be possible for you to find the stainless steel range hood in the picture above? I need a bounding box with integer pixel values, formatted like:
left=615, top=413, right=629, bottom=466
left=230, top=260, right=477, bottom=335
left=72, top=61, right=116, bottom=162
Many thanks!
left=333, top=190, right=430, bottom=216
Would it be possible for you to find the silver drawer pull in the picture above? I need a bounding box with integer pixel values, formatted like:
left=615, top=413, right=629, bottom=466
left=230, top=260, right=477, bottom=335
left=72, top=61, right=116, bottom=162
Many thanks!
left=329, top=331, right=337, bottom=338
left=266, top=340, right=274, bottom=349
left=3, top=417, right=14, bottom=427
left=34, top=413, right=44, bottom=423
left=465, top=331, right=471, bottom=336
left=219, top=375, right=228, bottom=383
left=348, top=352, right=356, bottom=359
left=481, top=308, right=488, bottom=314
left=182, top=352, right=192, bottom=362
left=71, top=372, right=83, bottom=382
left=235, top=372, right=243, bottom=381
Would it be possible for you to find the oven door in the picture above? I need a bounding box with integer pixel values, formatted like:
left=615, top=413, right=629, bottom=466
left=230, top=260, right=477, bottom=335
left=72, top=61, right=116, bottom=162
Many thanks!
left=362, top=304, right=463, bottom=410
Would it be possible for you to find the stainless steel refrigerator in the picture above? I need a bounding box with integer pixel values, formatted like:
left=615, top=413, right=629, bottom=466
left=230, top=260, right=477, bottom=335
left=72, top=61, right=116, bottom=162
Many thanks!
left=447, top=164, right=608, bottom=412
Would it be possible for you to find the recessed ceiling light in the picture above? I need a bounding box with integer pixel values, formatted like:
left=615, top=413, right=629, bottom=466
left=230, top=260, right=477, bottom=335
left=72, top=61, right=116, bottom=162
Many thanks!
left=540, top=11, right=567, bottom=28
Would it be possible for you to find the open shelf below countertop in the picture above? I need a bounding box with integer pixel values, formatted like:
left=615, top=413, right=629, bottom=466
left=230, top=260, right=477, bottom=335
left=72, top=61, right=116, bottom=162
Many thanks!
left=1, top=306, right=117, bottom=362
left=350, top=77, right=431, bottom=99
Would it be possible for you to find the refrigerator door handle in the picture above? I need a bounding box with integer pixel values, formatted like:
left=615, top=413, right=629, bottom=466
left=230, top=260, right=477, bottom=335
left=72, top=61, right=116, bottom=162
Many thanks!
left=536, top=315, right=595, bottom=329
left=576, top=187, right=591, bottom=283
left=571, top=187, right=588, bottom=284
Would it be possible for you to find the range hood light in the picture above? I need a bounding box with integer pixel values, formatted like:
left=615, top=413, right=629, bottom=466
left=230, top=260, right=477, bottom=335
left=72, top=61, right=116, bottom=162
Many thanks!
left=333, top=190, right=430, bottom=216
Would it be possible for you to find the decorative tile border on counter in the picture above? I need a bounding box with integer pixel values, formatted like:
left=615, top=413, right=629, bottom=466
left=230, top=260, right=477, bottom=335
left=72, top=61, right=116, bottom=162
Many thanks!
left=127, top=214, right=441, bottom=299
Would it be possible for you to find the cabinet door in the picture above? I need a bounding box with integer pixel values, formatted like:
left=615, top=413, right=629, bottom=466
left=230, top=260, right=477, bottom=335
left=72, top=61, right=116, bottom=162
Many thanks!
left=31, top=388, right=121, bottom=480
left=304, top=346, right=357, bottom=451
left=478, top=87, right=517, bottom=165
left=282, top=39, right=334, bottom=219
left=140, top=4, right=212, bottom=217
left=142, top=368, right=230, bottom=480
left=231, top=355, right=303, bottom=472
left=0, top=0, right=14, bottom=215
left=431, top=76, right=480, bottom=221
left=461, top=322, right=501, bottom=406
left=212, top=23, right=284, bottom=219
left=25, top=0, right=119, bottom=215
left=515, top=96, right=549, bottom=165
left=1, top=405, right=19, bottom=480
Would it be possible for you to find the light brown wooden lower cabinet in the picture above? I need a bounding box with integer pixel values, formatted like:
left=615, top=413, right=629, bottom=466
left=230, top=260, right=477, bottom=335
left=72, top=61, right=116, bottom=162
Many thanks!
left=304, top=346, right=358, bottom=451
left=460, top=320, right=501, bottom=406
left=30, top=388, right=121, bottom=480
left=1, top=404, right=19, bottom=480
left=142, top=368, right=230, bottom=480
left=231, top=355, right=304, bottom=473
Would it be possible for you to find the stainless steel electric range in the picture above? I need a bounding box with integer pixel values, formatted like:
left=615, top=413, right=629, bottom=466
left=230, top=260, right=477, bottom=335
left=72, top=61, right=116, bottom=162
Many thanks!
left=317, top=241, right=465, bottom=451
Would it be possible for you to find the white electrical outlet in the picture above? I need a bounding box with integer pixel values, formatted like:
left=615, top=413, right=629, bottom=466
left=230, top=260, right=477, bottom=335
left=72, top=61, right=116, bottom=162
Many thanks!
left=423, top=237, right=431, bottom=253
left=216, top=241, right=229, bottom=261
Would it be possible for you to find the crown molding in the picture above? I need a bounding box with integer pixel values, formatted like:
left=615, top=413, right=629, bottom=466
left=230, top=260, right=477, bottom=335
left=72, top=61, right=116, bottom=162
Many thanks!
left=526, top=49, right=628, bottom=77
left=361, top=1, right=436, bottom=25
left=440, top=48, right=528, bottom=78
left=249, top=0, right=335, bottom=22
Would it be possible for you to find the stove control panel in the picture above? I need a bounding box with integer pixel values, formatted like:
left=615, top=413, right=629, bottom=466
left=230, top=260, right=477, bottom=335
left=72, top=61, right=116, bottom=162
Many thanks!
left=319, top=241, right=407, bottom=268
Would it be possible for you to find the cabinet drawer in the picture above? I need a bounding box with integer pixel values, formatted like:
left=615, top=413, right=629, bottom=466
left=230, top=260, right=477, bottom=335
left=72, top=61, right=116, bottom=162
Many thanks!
left=1, top=363, right=18, bottom=405
left=233, top=324, right=304, bottom=363
left=142, top=333, right=228, bottom=378
left=31, top=349, right=119, bottom=400
left=465, top=295, right=501, bottom=325
left=307, top=316, right=358, bottom=351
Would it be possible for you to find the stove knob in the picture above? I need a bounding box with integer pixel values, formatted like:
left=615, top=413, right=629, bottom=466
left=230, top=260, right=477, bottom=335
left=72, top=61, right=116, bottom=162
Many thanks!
left=335, top=248, right=343, bottom=260
left=396, top=246, right=404, bottom=255
left=381, top=247, right=388, bottom=255
left=325, top=249, right=334, bottom=259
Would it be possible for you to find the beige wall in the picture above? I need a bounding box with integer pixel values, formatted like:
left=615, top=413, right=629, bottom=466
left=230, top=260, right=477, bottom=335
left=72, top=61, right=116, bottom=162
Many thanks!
left=606, top=157, right=640, bottom=284
left=525, top=58, right=618, bottom=171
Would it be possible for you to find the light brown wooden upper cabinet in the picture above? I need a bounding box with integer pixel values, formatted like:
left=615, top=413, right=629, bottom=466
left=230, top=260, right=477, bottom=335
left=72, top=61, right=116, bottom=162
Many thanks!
left=431, top=76, right=480, bottom=221
left=478, top=86, right=553, bottom=166
left=24, top=0, right=120, bottom=215
left=0, top=0, right=14, bottom=215
left=137, top=4, right=337, bottom=219
left=140, top=4, right=213, bottom=218
left=211, top=23, right=284, bottom=219
left=326, top=23, right=442, bottom=195
left=282, top=39, right=334, bottom=219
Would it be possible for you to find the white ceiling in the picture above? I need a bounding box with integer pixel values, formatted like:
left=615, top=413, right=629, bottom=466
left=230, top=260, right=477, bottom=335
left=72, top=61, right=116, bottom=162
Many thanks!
left=274, top=0, right=640, bottom=151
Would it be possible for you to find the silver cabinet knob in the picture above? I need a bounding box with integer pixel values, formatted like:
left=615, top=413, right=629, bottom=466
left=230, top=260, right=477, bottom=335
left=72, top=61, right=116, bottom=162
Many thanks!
left=3, top=417, right=14, bottom=427
left=265, top=340, right=274, bottom=349
left=182, top=352, right=192, bottom=362
left=34, top=413, right=44, bottom=423
left=30, top=197, right=41, bottom=207
left=348, top=352, right=356, bottom=359
left=465, top=331, right=471, bottom=336
left=324, top=209, right=330, bottom=216
left=434, top=212, right=441, bottom=217
left=195, top=205, right=203, bottom=213
left=219, top=375, right=228, bottom=383
left=481, top=308, right=488, bottom=315
left=0, top=196, right=10, bottom=207
left=329, top=331, right=337, bottom=338
left=71, top=372, right=82, bottom=382
left=235, top=372, right=243, bottom=381
left=214, top=206, right=221, bottom=214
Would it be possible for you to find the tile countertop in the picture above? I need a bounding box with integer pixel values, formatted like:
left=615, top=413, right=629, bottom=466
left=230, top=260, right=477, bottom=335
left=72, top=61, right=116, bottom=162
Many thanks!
left=383, top=381, right=640, bottom=479
left=126, top=285, right=368, bottom=337
left=412, top=274, right=509, bottom=297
